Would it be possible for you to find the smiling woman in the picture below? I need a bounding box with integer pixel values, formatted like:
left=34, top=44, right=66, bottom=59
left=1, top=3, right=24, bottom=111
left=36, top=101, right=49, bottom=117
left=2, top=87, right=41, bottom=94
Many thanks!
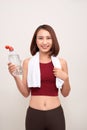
left=7, top=24, right=71, bottom=130
left=30, top=24, right=60, bottom=57
left=36, top=29, right=52, bottom=53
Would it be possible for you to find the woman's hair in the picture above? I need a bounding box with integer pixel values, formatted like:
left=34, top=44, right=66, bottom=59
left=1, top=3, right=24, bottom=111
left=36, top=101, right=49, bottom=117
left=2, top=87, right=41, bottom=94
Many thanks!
left=30, top=24, right=60, bottom=56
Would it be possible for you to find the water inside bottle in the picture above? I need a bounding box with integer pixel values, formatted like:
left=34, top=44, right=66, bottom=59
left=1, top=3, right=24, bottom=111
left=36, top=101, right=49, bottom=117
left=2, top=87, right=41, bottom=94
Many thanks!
left=12, top=65, right=23, bottom=76
left=8, top=54, right=23, bottom=75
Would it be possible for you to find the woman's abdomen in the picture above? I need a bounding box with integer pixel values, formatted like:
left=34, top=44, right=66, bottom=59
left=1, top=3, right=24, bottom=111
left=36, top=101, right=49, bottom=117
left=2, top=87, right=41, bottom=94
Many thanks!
left=29, top=96, right=61, bottom=111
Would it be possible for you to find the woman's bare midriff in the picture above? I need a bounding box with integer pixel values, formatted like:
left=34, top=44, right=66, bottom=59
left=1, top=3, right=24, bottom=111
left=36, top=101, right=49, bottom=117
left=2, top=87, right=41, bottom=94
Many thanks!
left=29, top=96, right=61, bottom=111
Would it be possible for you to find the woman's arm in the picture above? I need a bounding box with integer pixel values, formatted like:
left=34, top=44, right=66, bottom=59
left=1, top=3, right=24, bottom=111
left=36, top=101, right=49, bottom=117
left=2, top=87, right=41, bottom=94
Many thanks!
left=53, top=58, right=71, bottom=97
left=60, top=58, right=71, bottom=97
left=8, top=58, right=30, bottom=97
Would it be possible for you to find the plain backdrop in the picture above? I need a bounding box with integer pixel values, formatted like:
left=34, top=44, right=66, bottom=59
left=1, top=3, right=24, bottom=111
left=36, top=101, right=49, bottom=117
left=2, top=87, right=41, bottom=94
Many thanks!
left=0, top=0, right=87, bottom=130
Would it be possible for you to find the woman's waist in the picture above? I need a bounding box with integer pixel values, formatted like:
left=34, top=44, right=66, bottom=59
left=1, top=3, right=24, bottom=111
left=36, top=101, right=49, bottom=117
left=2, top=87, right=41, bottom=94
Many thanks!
left=30, top=86, right=58, bottom=96
left=29, top=96, right=61, bottom=111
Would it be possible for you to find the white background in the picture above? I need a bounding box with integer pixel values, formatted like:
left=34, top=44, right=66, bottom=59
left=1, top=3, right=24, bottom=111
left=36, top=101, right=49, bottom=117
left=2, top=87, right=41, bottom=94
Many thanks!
left=0, top=0, right=87, bottom=130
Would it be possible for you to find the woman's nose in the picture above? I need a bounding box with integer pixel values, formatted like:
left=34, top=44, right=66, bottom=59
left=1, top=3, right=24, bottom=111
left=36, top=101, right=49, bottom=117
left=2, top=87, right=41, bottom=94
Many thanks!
left=43, top=39, right=47, bottom=44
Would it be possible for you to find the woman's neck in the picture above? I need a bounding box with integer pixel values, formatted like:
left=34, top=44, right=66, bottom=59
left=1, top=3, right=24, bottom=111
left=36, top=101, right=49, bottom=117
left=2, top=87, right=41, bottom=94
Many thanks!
left=39, top=52, right=51, bottom=63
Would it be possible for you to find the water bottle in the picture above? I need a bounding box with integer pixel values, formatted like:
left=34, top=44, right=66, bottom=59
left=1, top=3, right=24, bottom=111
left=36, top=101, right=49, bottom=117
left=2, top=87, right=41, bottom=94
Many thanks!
left=5, top=45, right=23, bottom=76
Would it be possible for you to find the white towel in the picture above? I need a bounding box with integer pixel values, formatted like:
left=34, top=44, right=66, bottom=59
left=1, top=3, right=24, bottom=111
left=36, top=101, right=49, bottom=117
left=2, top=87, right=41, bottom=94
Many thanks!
left=27, top=52, right=64, bottom=89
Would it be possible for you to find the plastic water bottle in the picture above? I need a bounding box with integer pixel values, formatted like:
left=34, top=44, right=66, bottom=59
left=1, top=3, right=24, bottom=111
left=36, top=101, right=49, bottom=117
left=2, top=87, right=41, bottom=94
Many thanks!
left=5, top=45, right=23, bottom=76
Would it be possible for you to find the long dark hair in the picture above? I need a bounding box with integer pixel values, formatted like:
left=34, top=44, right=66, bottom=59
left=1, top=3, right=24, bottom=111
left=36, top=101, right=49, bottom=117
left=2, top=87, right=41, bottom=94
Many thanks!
left=30, top=24, right=60, bottom=56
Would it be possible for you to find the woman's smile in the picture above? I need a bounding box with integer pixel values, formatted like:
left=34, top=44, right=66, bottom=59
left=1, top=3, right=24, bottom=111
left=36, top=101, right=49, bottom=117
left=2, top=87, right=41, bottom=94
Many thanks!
left=36, top=29, right=52, bottom=53
left=41, top=45, right=49, bottom=49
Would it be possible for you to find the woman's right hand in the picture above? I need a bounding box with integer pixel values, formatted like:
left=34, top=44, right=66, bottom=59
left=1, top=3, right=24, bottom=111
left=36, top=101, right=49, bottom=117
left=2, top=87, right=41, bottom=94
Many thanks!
left=8, top=63, right=17, bottom=77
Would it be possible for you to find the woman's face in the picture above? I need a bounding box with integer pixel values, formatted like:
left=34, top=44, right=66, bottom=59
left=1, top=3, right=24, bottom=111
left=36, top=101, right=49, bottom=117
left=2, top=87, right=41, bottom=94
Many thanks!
left=36, top=29, right=52, bottom=54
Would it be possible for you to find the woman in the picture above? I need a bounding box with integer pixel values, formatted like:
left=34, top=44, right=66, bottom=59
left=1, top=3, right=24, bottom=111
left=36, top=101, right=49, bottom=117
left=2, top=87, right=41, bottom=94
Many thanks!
left=8, top=24, right=71, bottom=130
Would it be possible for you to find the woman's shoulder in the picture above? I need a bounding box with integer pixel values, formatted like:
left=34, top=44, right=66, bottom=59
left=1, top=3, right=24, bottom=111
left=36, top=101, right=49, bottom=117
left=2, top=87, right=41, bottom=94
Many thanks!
left=58, top=57, right=68, bottom=70
left=59, top=57, right=67, bottom=64
left=22, top=57, right=31, bottom=66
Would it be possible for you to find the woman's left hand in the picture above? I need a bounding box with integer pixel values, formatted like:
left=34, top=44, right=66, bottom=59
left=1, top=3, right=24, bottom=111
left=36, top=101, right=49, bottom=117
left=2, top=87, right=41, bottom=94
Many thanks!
left=53, top=67, right=68, bottom=81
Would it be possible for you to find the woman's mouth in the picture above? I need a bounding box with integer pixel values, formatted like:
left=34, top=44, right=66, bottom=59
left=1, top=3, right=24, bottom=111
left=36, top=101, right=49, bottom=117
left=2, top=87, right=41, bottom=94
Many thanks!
left=41, top=45, right=49, bottom=49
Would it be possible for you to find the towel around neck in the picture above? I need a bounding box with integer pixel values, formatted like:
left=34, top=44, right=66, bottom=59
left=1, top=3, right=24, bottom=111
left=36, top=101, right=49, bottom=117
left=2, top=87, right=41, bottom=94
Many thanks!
left=27, top=52, right=64, bottom=89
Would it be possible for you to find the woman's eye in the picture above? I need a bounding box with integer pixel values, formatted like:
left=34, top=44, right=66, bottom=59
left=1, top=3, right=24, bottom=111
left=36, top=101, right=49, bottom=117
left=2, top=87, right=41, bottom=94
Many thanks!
left=37, top=37, right=43, bottom=40
left=37, top=36, right=52, bottom=40
left=47, top=37, right=51, bottom=39
left=39, top=37, right=43, bottom=39
left=47, top=37, right=52, bottom=40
